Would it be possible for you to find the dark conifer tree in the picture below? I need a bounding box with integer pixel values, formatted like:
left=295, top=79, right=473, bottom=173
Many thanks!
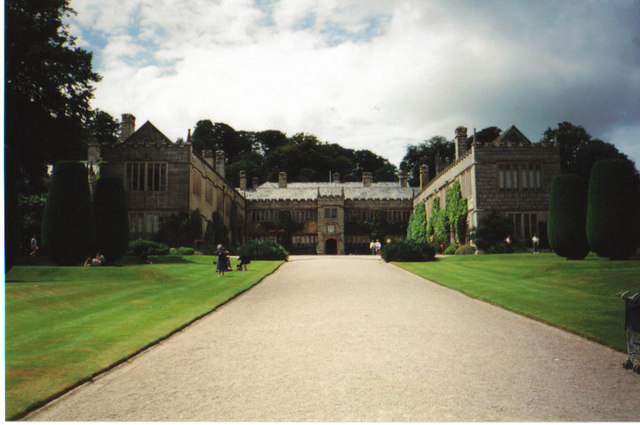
left=93, top=177, right=129, bottom=261
left=547, top=174, right=590, bottom=260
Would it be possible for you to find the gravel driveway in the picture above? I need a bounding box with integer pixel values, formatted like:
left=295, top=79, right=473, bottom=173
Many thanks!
left=26, top=255, right=639, bottom=421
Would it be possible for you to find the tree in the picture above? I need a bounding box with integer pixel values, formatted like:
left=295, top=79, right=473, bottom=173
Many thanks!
left=41, top=161, right=95, bottom=265
left=5, top=145, right=20, bottom=271
left=445, top=181, right=468, bottom=244
left=540, top=122, right=635, bottom=182
left=369, top=210, right=388, bottom=241
left=427, top=197, right=449, bottom=247
left=203, top=211, right=230, bottom=253
left=547, top=174, right=590, bottom=260
left=586, top=159, right=640, bottom=260
left=407, top=202, right=427, bottom=241
left=471, top=210, right=513, bottom=252
left=5, top=0, right=101, bottom=193
left=88, top=109, right=119, bottom=145
left=400, top=136, right=455, bottom=187
left=93, top=177, right=129, bottom=261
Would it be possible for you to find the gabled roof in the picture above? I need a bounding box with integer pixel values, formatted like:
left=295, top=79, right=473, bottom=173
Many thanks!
left=490, top=125, right=532, bottom=147
left=118, top=121, right=175, bottom=146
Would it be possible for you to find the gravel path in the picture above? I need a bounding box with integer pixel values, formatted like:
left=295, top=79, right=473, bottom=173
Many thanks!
left=26, top=255, right=639, bottom=421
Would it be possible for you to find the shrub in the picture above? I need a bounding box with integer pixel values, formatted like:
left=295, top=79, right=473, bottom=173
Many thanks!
left=203, top=211, right=229, bottom=253
left=93, top=177, right=129, bottom=261
left=177, top=246, right=195, bottom=255
left=41, top=161, right=95, bottom=265
left=380, top=239, right=435, bottom=262
left=444, top=244, right=458, bottom=255
left=127, top=239, right=170, bottom=256
left=239, top=239, right=288, bottom=260
left=547, top=174, right=590, bottom=260
left=407, top=202, right=427, bottom=241
left=455, top=244, right=476, bottom=255
left=586, top=159, right=640, bottom=259
left=471, top=211, right=513, bottom=252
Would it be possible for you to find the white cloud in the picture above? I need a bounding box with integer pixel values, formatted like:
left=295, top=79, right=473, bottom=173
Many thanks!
left=69, top=0, right=640, bottom=167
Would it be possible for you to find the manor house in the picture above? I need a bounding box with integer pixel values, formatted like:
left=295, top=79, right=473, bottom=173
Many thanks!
left=414, top=126, right=561, bottom=242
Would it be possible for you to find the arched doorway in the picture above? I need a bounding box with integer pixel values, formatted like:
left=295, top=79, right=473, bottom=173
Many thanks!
left=325, top=238, right=337, bottom=255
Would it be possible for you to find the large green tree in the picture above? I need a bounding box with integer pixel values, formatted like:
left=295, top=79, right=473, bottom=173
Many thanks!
left=445, top=181, right=468, bottom=244
left=5, top=0, right=101, bottom=193
left=407, top=202, right=427, bottom=242
left=93, top=177, right=129, bottom=261
left=547, top=174, right=590, bottom=260
left=400, top=136, right=455, bottom=187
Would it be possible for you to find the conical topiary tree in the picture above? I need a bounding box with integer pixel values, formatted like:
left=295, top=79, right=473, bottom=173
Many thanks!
left=93, top=176, right=129, bottom=261
left=547, top=174, right=590, bottom=260
left=407, top=202, right=427, bottom=241
left=586, top=159, right=640, bottom=260
left=41, top=161, right=96, bottom=265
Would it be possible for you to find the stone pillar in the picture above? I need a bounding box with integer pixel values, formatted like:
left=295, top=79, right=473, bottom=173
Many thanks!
left=455, top=126, right=468, bottom=160
left=252, top=177, right=259, bottom=189
left=278, top=171, right=287, bottom=188
left=121, top=113, right=136, bottom=141
left=87, top=138, right=101, bottom=162
left=239, top=170, right=247, bottom=191
left=420, top=164, right=430, bottom=189
left=398, top=172, right=408, bottom=187
left=215, top=150, right=225, bottom=178
left=362, top=172, right=373, bottom=187
left=203, top=150, right=215, bottom=168
left=332, top=172, right=340, bottom=183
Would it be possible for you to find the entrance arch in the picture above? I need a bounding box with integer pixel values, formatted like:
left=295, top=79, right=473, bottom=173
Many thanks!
left=325, top=238, right=338, bottom=255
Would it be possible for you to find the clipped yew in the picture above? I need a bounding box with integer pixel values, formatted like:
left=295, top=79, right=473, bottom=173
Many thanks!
left=94, top=176, right=129, bottom=261
left=586, top=159, right=640, bottom=259
left=547, top=174, right=590, bottom=259
left=41, top=161, right=96, bottom=265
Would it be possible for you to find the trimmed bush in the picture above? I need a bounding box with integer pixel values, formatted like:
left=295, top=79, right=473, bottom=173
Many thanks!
left=444, top=244, right=458, bottom=255
left=586, top=159, right=640, bottom=259
left=41, top=161, right=95, bottom=265
left=126, top=239, right=170, bottom=256
left=547, top=174, right=590, bottom=260
left=407, top=202, right=427, bottom=241
left=93, top=177, right=129, bottom=261
left=177, top=246, right=195, bottom=255
left=239, top=239, right=288, bottom=260
left=380, top=239, right=435, bottom=262
left=455, top=244, right=476, bottom=255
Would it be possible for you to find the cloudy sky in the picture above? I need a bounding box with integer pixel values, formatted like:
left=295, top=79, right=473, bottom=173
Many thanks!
left=68, top=0, right=640, bottom=167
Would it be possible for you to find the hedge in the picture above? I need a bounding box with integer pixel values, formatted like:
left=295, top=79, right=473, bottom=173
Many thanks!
left=126, top=239, right=170, bottom=256
left=41, top=161, right=95, bottom=265
left=380, top=239, right=435, bottom=262
left=586, top=159, right=640, bottom=259
left=239, top=239, right=288, bottom=260
left=547, top=174, right=590, bottom=260
left=93, top=177, right=129, bottom=261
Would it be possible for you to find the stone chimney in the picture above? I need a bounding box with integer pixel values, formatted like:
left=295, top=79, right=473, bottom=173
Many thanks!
left=202, top=150, right=215, bottom=168
left=332, top=172, right=340, bottom=183
left=278, top=171, right=287, bottom=188
left=215, top=150, right=225, bottom=178
left=87, top=138, right=101, bottom=162
left=435, top=155, right=443, bottom=175
left=252, top=177, right=259, bottom=190
left=420, top=164, right=430, bottom=189
left=455, top=126, right=468, bottom=160
left=239, top=170, right=247, bottom=191
left=121, top=113, right=136, bottom=141
left=362, top=172, right=373, bottom=187
left=398, top=172, right=408, bottom=187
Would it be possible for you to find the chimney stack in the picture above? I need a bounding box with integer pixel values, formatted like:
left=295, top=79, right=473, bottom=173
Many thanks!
left=362, top=172, right=373, bottom=187
left=332, top=172, right=340, bottom=183
left=455, top=126, right=468, bottom=160
left=398, top=172, right=408, bottom=188
left=215, top=150, right=225, bottom=178
left=202, top=150, right=215, bottom=168
left=420, top=164, right=430, bottom=189
left=239, top=170, right=247, bottom=191
left=121, top=114, right=136, bottom=141
left=252, top=177, right=259, bottom=190
left=278, top=171, right=287, bottom=188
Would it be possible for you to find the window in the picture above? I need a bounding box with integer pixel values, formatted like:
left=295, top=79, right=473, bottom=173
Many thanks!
left=499, top=163, right=542, bottom=191
left=126, top=162, right=167, bottom=191
left=325, top=208, right=337, bottom=219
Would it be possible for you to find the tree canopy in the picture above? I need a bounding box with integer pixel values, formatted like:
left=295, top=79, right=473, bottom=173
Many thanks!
left=5, top=0, right=101, bottom=193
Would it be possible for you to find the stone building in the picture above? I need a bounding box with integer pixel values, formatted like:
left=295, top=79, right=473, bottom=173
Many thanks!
left=241, top=171, right=418, bottom=254
left=413, top=125, right=561, bottom=242
left=88, top=114, right=245, bottom=241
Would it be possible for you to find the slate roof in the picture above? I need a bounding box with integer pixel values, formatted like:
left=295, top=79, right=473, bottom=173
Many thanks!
left=490, top=125, right=532, bottom=147
left=114, top=121, right=175, bottom=146
left=243, top=182, right=418, bottom=201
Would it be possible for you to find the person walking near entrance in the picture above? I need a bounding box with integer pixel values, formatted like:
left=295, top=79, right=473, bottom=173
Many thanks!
left=369, top=240, right=376, bottom=255
left=375, top=239, right=381, bottom=255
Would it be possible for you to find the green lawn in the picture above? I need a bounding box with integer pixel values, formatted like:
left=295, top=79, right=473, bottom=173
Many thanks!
left=396, top=253, right=640, bottom=353
left=4, top=256, right=282, bottom=420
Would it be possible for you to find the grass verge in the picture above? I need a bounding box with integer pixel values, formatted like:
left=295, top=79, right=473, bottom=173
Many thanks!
left=5, top=256, right=282, bottom=420
left=396, top=253, right=640, bottom=352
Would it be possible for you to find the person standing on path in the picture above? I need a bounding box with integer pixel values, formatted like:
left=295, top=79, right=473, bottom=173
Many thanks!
left=216, top=244, right=229, bottom=277
left=369, top=240, right=376, bottom=255
left=532, top=234, right=540, bottom=254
